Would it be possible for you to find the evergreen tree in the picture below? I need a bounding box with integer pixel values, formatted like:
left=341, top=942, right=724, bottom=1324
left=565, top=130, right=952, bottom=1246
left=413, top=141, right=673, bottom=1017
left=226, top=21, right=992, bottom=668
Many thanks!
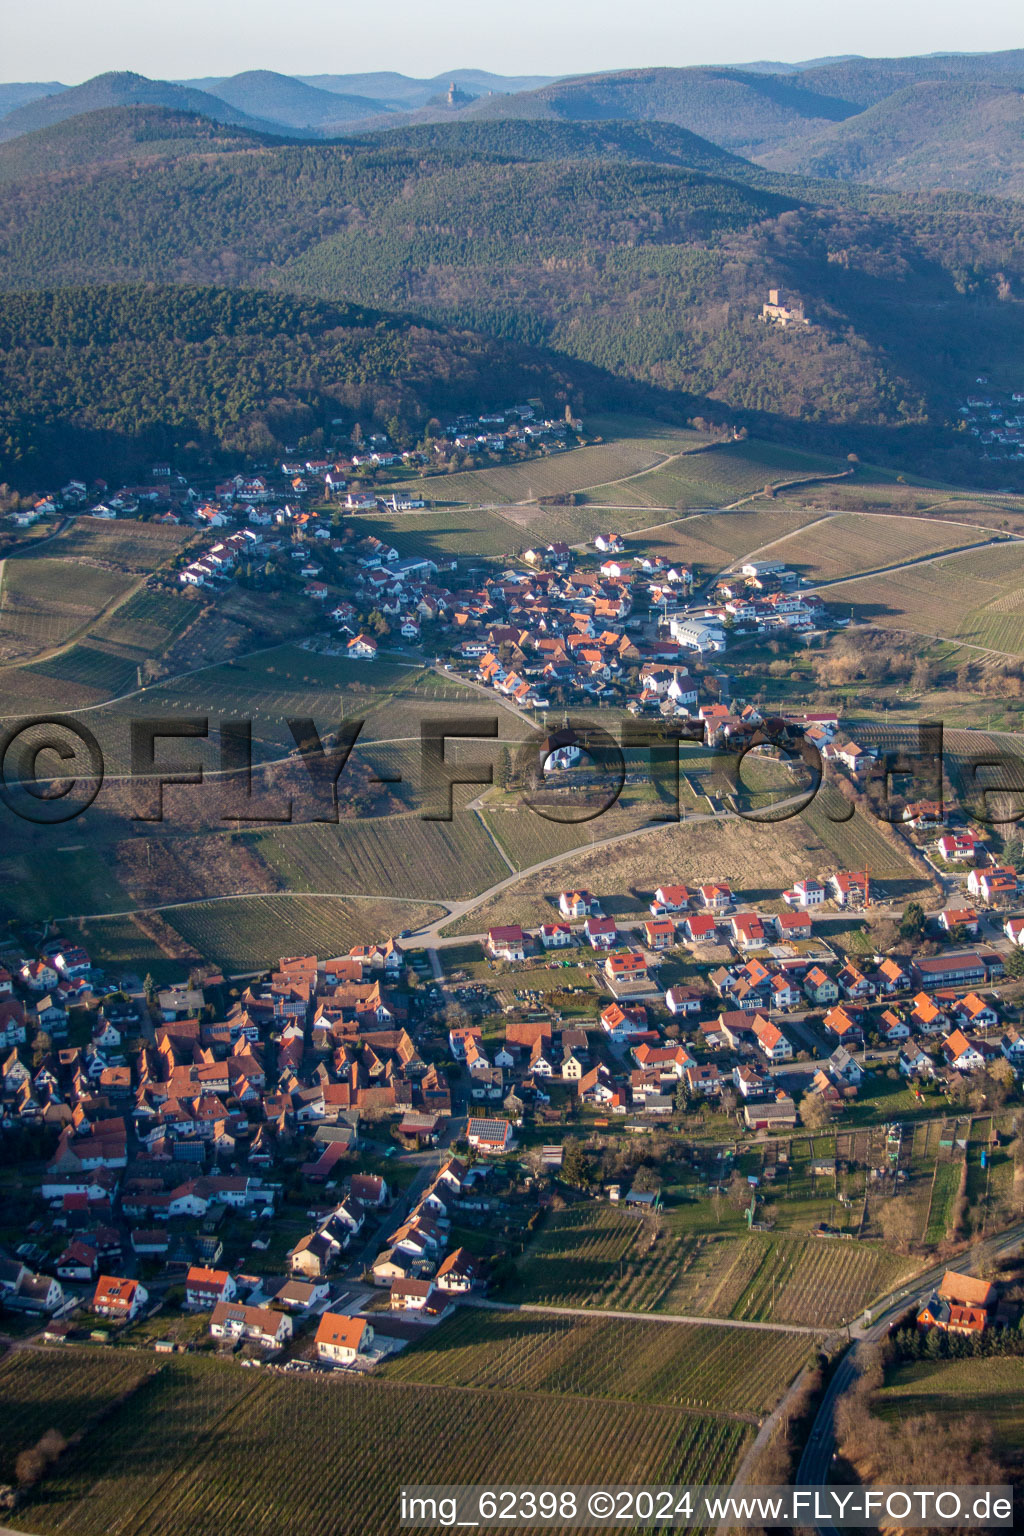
left=561, top=1137, right=589, bottom=1189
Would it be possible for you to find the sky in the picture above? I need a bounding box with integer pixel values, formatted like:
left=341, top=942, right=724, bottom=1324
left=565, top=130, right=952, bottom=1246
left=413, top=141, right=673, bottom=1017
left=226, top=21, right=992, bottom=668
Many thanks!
left=7, top=0, right=1023, bottom=83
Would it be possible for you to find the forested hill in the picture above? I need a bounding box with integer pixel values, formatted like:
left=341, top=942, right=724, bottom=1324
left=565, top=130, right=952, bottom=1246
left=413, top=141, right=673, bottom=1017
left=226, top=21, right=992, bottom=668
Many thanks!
left=2, top=108, right=1024, bottom=483
left=759, top=82, right=1024, bottom=197
left=347, top=118, right=752, bottom=174
left=0, top=285, right=659, bottom=483
left=0, top=107, right=280, bottom=184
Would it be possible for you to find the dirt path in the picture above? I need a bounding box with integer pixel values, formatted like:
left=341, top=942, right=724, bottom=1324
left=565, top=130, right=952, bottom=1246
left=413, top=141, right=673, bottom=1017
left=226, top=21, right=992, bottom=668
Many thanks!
left=464, top=1295, right=827, bottom=1337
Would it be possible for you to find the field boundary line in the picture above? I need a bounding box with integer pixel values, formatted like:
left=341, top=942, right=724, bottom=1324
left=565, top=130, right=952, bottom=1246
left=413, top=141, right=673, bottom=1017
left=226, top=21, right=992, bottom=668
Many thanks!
left=464, top=1296, right=828, bottom=1337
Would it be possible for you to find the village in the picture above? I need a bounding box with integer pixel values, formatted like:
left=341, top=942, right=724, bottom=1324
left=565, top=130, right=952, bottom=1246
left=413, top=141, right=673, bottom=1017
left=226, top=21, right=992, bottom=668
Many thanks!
left=3, top=782, right=1024, bottom=1372
left=3, top=405, right=846, bottom=718
left=4, top=411, right=1024, bottom=1485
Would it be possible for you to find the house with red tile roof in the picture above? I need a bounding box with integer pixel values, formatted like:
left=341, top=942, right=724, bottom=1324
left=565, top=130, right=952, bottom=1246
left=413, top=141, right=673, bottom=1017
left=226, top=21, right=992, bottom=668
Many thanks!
left=92, top=1274, right=147, bottom=1320
left=316, top=1312, right=374, bottom=1363
left=486, top=926, right=527, bottom=962
left=185, top=1266, right=236, bottom=1309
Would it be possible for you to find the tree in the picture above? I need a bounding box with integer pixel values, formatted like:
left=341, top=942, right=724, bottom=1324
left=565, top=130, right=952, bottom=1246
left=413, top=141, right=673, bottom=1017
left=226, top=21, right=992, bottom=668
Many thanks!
left=800, top=1091, right=833, bottom=1129
left=142, top=973, right=156, bottom=1002
left=632, top=1164, right=661, bottom=1193
left=561, top=1137, right=589, bottom=1189
left=1005, top=947, right=1024, bottom=980
left=900, top=902, right=926, bottom=940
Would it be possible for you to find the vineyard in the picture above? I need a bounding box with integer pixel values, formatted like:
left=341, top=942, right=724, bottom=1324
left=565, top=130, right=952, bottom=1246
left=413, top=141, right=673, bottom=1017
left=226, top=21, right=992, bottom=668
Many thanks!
left=18, top=1354, right=748, bottom=1536
left=924, top=1156, right=966, bottom=1245
left=450, top=807, right=902, bottom=935
left=94, top=587, right=197, bottom=659
left=582, top=441, right=841, bottom=511
left=49, top=517, right=192, bottom=571
left=59, top=912, right=187, bottom=983
left=0, top=1348, right=154, bottom=1483
left=618, top=505, right=827, bottom=574
left=0, top=558, right=135, bottom=664
left=392, top=426, right=695, bottom=509
left=769, top=513, right=983, bottom=583
left=825, top=539, right=1024, bottom=656
left=800, top=797, right=933, bottom=894
left=163, top=893, right=445, bottom=972
left=721, top=1236, right=911, bottom=1326
left=506, top=1205, right=910, bottom=1326
left=349, top=506, right=526, bottom=557
left=250, top=814, right=509, bottom=902
left=26, top=641, right=140, bottom=699
left=384, top=1310, right=813, bottom=1418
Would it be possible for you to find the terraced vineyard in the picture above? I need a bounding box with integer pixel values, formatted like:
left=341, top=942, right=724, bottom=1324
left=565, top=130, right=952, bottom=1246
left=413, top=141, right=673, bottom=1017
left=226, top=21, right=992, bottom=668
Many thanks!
left=385, top=1310, right=813, bottom=1418
left=164, top=893, right=445, bottom=972
left=17, top=1354, right=748, bottom=1536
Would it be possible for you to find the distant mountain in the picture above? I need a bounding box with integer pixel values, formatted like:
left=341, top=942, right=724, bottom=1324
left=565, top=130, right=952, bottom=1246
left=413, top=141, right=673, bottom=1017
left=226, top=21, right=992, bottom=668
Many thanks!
left=790, top=48, right=1024, bottom=107
left=735, top=56, right=863, bottom=76
left=0, top=82, right=66, bottom=118
left=0, top=71, right=312, bottom=143
left=759, top=81, right=1024, bottom=197
left=204, top=70, right=391, bottom=129
left=456, top=67, right=861, bottom=156
left=294, top=69, right=556, bottom=109
left=0, top=106, right=276, bottom=185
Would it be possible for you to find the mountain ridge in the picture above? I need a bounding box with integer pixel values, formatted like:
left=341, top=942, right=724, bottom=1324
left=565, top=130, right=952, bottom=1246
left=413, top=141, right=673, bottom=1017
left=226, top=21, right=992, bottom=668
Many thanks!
left=0, top=71, right=316, bottom=143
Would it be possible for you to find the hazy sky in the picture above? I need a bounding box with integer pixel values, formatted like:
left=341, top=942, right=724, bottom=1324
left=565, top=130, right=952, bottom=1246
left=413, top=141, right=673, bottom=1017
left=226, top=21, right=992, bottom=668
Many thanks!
left=7, top=0, right=1022, bottom=82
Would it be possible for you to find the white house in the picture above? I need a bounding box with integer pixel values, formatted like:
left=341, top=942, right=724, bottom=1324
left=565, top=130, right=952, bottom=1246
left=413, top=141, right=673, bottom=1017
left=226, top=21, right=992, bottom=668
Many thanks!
left=486, top=926, right=526, bottom=962
left=210, top=1301, right=293, bottom=1350
left=315, top=1312, right=373, bottom=1364
left=539, top=922, right=573, bottom=949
